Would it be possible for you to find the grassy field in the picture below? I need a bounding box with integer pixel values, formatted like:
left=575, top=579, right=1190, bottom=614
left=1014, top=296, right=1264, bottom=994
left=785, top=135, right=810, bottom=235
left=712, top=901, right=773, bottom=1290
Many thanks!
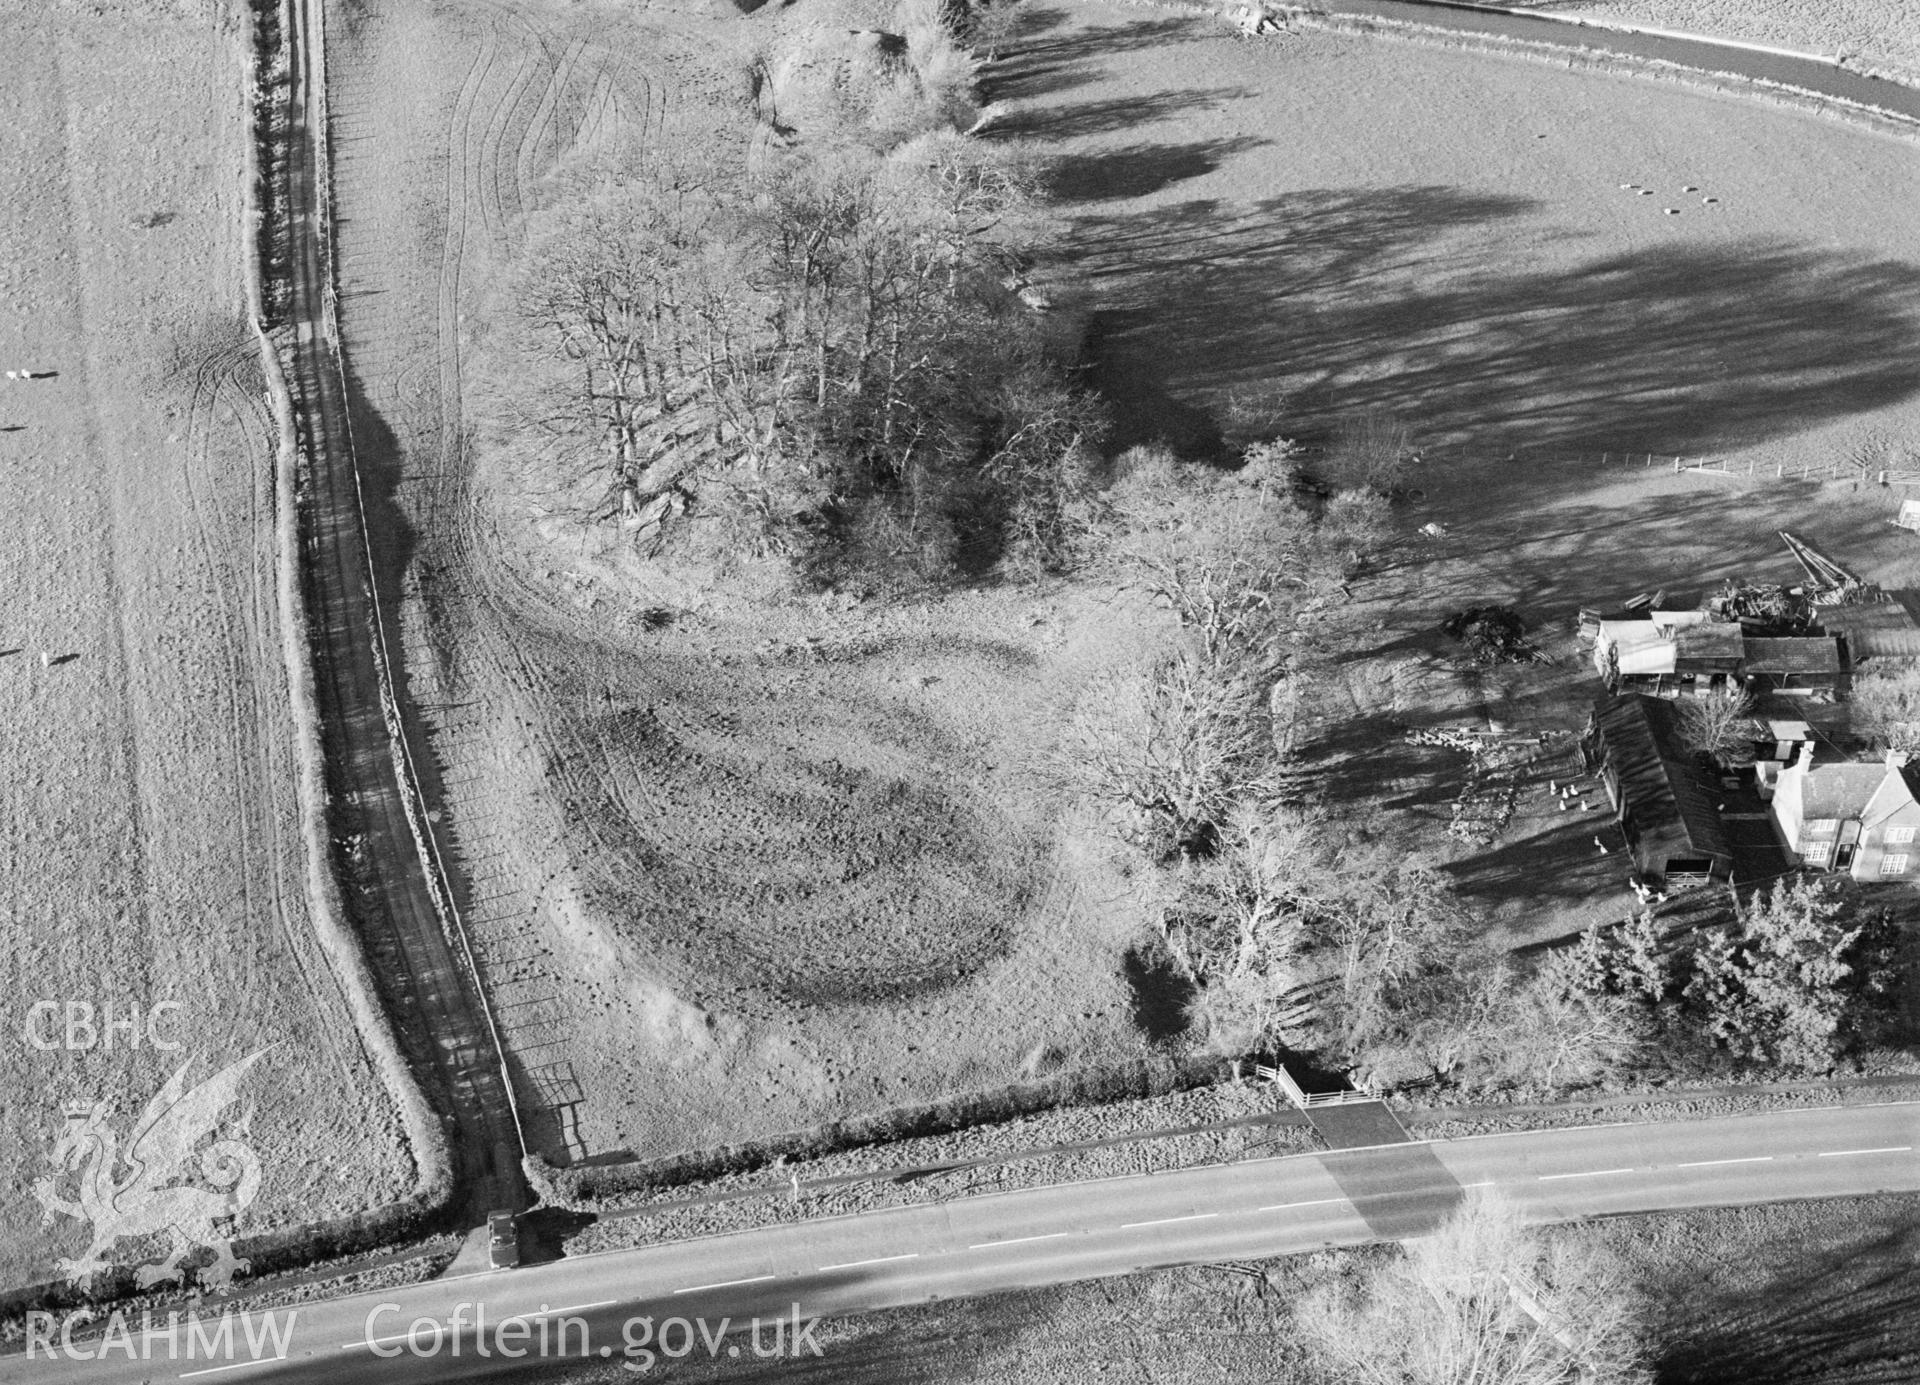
left=0, top=0, right=412, bottom=1293
left=1018, top=0, right=1920, bottom=948
left=324, top=0, right=1172, bottom=1178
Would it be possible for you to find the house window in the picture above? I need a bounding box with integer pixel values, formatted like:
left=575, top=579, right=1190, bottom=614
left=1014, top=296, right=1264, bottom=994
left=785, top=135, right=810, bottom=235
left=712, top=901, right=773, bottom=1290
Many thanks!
left=1802, top=841, right=1832, bottom=866
left=1805, top=818, right=1839, bottom=837
left=1882, top=854, right=1909, bottom=876
left=1888, top=825, right=1916, bottom=845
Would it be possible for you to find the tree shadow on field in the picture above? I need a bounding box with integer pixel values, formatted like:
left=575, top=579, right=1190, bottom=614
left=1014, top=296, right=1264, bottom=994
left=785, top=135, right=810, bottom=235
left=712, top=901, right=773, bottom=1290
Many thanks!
left=994, top=86, right=1253, bottom=141
left=981, top=11, right=1208, bottom=106
left=1047, top=137, right=1269, bottom=203
left=1382, top=487, right=1739, bottom=611
left=1441, top=814, right=1626, bottom=913
left=1654, top=1221, right=1920, bottom=1384
left=1064, top=186, right=1920, bottom=466
left=1073, top=186, right=1536, bottom=455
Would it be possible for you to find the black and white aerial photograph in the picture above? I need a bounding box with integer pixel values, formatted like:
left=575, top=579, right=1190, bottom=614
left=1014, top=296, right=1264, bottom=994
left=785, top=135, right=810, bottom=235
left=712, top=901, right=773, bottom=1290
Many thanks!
left=4, top=0, right=1920, bottom=1379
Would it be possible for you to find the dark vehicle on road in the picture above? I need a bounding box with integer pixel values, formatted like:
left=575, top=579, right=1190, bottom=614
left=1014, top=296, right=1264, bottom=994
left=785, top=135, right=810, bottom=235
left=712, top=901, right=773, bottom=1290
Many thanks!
left=487, top=1211, right=520, bottom=1270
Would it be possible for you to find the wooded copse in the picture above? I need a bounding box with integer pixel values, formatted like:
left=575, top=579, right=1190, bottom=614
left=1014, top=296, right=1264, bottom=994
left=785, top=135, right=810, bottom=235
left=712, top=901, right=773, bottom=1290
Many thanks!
left=1150, top=814, right=1645, bottom=1093
left=1568, top=875, right=1903, bottom=1074
left=1060, top=443, right=1642, bottom=1096
left=494, top=121, right=1099, bottom=578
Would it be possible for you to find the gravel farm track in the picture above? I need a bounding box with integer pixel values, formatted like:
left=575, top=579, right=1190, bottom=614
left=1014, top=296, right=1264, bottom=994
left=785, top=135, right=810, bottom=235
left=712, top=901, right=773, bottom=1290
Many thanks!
left=311, top=0, right=693, bottom=1178
left=272, top=0, right=532, bottom=1217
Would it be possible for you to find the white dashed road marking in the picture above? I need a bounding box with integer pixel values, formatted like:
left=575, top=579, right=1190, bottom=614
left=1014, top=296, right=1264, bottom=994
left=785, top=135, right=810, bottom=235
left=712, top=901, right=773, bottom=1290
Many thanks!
left=1254, top=1197, right=1346, bottom=1212
left=1120, top=1213, right=1218, bottom=1230
left=343, top=1334, right=413, bottom=1352
left=1678, top=1156, right=1773, bottom=1168
left=672, top=1275, right=777, bottom=1295
left=178, top=1359, right=287, bottom=1379
left=819, top=1253, right=919, bottom=1272
left=969, top=1232, right=1069, bottom=1250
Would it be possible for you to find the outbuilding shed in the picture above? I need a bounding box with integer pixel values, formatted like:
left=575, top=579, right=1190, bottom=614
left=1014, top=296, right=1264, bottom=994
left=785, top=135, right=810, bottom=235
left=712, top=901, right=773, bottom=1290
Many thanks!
left=1583, top=692, right=1733, bottom=888
left=1742, top=635, right=1845, bottom=694
left=1817, top=594, right=1920, bottom=661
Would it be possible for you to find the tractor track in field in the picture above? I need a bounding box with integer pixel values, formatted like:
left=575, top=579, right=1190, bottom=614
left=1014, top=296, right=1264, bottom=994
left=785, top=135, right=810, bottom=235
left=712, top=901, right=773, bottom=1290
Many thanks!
left=176, top=337, right=358, bottom=1075
left=323, top=0, right=673, bottom=1168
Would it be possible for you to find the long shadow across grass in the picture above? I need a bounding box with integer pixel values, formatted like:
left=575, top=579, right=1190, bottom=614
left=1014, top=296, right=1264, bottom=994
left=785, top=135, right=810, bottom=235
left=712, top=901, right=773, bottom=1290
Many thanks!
left=1061, top=188, right=1920, bottom=464
left=980, top=8, right=1208, bottom=107
left=1654, top=1220, right=1920, bottom=1385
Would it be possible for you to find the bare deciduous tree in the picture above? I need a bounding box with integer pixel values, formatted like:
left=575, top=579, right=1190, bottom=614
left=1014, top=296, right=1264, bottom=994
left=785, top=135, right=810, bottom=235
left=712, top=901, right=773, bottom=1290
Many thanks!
left=1676, top=684, right=1756, bottom=762
left=1851, top=662, right=1920, bottom=752
left=1159, top=805, right=1321, bottom=1048
left=1062, top=654, right=1275, bottom=857
left=1322, top=410, right=1416, bottom=495
left=967, top=0, right=1025, bottom=63
left=1297, top=1193, right=1650, bottom=1385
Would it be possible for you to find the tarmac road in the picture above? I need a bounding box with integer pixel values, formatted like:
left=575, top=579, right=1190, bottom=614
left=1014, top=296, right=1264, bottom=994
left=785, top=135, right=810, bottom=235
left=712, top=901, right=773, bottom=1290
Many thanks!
left=12, top=1103, right=1918, bottom=1381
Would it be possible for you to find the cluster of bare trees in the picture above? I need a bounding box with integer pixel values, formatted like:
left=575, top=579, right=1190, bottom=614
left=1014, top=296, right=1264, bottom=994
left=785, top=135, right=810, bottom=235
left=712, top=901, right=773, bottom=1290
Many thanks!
left=1056, top=441, right=1647, bottom=1093
left=494, top=86, right=1097, bottom=578
left=1058, top=440, right=1640, bottom=1093
left=1061, top=443, right=1328, bottom=857
left=1144, top=813, right=1643, bottom=1091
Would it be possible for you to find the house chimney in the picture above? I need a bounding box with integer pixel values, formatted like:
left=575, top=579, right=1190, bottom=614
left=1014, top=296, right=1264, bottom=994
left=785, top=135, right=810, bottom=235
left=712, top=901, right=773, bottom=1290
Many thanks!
left=1793, top=741, right=1817, bottom=771
left=1887, top=749, right=1911, bottom=770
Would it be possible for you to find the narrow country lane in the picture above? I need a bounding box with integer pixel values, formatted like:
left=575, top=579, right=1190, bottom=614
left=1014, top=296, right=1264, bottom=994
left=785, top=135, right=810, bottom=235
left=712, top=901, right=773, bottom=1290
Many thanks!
left=273, top=0, right=528, bottom=1218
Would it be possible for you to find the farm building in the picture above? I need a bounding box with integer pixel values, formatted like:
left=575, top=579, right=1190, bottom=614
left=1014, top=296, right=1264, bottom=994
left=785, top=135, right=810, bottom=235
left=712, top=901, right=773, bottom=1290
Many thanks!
left=1592, top=617, right=1845, bottom=697
left=1742, top=635, right=1845, bottom=695
left=1592, top=612, right=1725, bottom=694
left=1767, top=745, right=1920, bottom=880
left=1671, top=621, right=1746, bottom=686
left=1815, top=594, right=1920, bottom=661
left=1583, top=692, right=1733, bottom=889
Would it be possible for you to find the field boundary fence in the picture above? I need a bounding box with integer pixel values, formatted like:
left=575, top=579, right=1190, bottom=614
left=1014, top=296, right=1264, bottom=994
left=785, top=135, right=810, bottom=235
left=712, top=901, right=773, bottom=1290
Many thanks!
left=1409, top=446, right=1900, bottom=489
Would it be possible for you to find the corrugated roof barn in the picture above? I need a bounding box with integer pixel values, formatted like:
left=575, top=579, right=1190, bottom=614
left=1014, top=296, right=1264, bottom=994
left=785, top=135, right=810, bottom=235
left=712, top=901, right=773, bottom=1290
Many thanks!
left=1673, top=622, right=1745, bottom=670
left=1817, top=593, right=1920, bottom=660
left=1584, top=692, right=1733, bottom=887
left=1743, top=635, right=1845, bottom=691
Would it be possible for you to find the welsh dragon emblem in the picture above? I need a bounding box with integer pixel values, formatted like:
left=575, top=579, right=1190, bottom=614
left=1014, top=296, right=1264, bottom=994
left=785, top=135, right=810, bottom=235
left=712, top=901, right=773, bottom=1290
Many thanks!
left=33, top=1049, right=270, bottom=1293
